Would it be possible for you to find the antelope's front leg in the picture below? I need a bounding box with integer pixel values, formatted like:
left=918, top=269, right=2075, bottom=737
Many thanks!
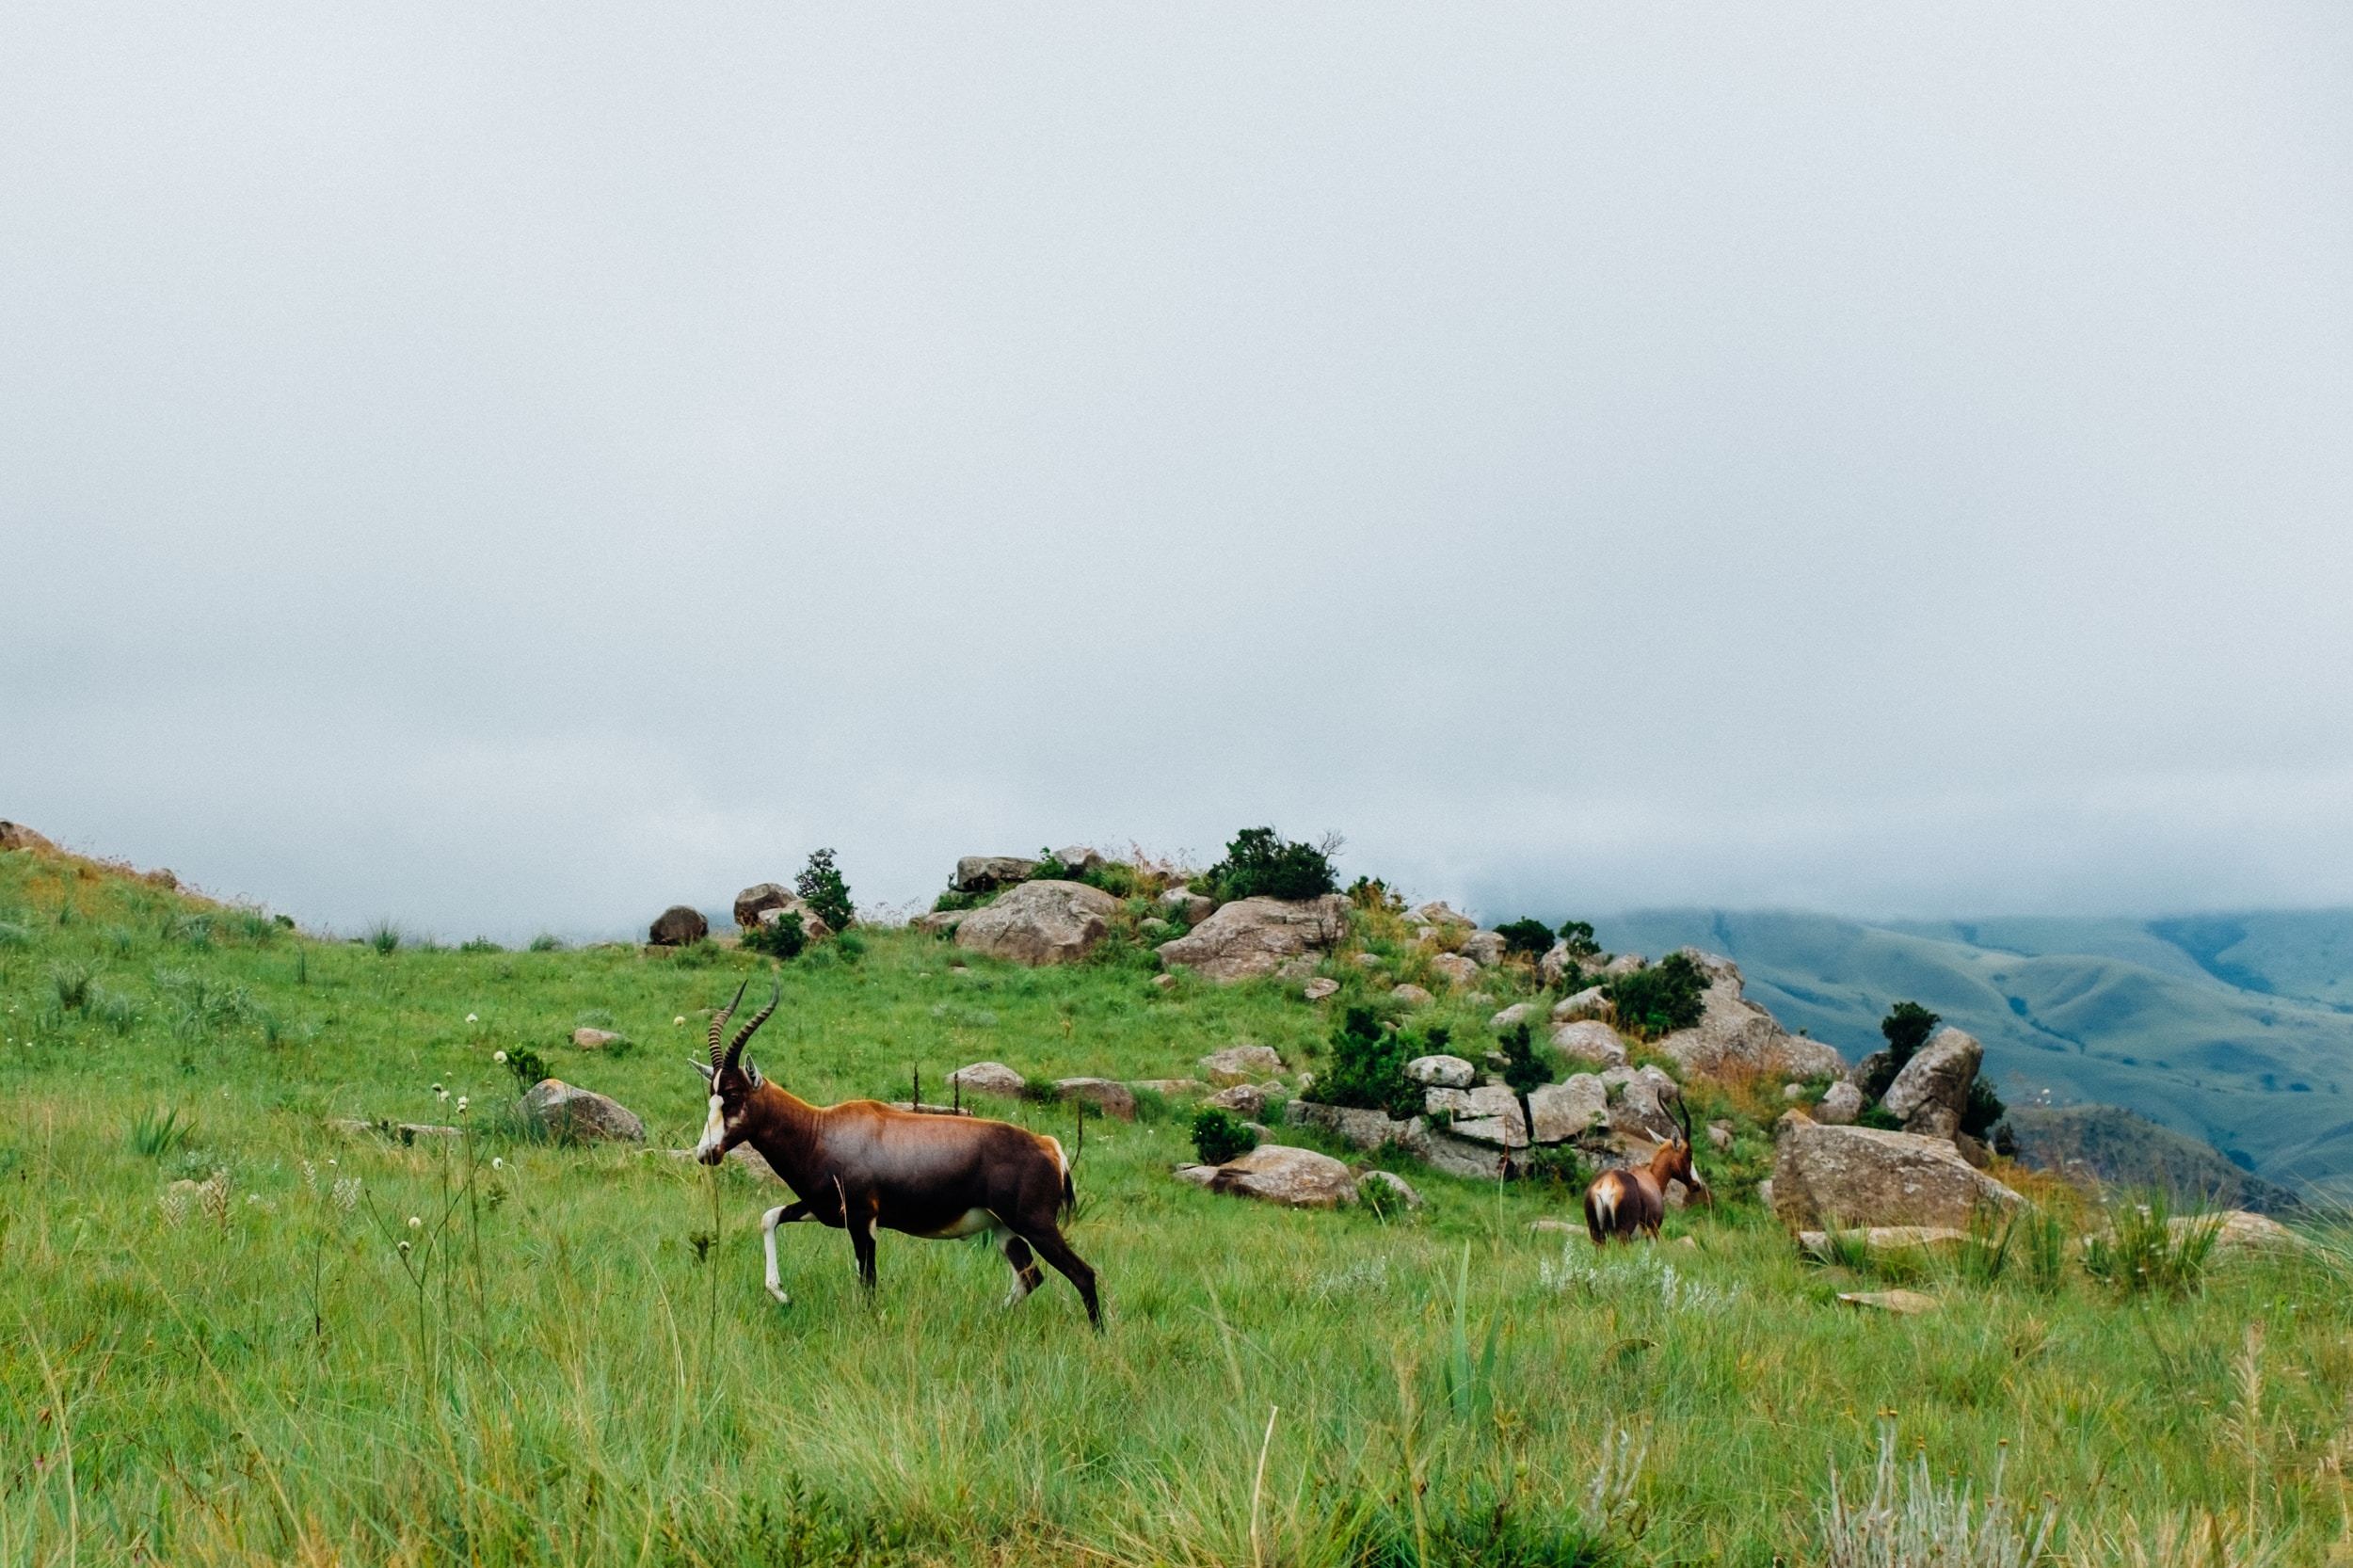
left=761, top=1202, right=810, bottom=1305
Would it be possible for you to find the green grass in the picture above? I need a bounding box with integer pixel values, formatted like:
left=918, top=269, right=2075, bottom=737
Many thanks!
left=2, top=850, right=2350, bottom=1564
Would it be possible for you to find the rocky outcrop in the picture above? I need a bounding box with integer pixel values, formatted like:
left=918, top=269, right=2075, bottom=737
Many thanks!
left=520, top=1080, right=646, bottom=1143
left=948, top=1061, right=1028, bottom=1096
left=1536, top=941, right=1576, bottom=987
left=1156, top=895, right=1349, bottom=983
left=1489, top=1001, right=1538, bottom=1031
left=1054, top=1078, right=1137, bottom=1120
left=1176, top=1144, right=1356, bottom=1208
left=1770, top=1123, right=2023, bottom=1230
left=732, top=883, right=795, bottom=930
left=1424, top=1084, right=1527, bottom=1148
left=952, top=856, right=1039, bottom=894
left=910, top=908, right=969, bottom=936
left=1199, top=1045, right=1286, bottom=1085
left=1552, top=986, right=1611, bottom=1024
left=648, top=905, right=708, bottom=947
left=1048, top=845, right=1103, bottom=877
left=1286, top=1100, right=1413, bottom=1151
left=1206, top=1082, right=1274, bottom=1118
left=1605, top=1064, right=1684, bottom=1143
left=953, top=880, right=1121, bottom=966
left=1654, top=951, right=1845, bottom=1080
left=1881, top=1028, right=1982, bottom=1140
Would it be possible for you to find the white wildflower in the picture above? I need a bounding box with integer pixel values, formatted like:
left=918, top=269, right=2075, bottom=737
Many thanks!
left=492, top=1050, right=506, bottom=1064
left=408, top=1214, right=423, bottom=1230
left=491, top=1157, right=504, bottom=1171
left=466, top=1013, right=478, bottom=1023
left=456, top=1095, right=469, bottom=1114
left=673, top=1016, right=686, bottom=1026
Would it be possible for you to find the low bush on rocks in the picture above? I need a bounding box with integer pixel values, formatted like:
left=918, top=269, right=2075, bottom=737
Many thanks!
left=1190, top=1107, right=1258, bottom=1165
left=1496, top=1022, right=1554, bottom=1096
left=1301, top=1005, right=1421, bottom=1121
left=743, top=910, right=807, bottom=960
left=1493, top=918, right=1555, bottom=958
left=1201, top=826, right=1339, bottom=903
left=1606, top=951, right=1708, bottom=1036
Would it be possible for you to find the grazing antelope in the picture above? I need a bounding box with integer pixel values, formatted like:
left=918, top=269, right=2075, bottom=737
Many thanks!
left=692, top=979, right=1101, bottom=1328
left=1582, top=1087, right=1710, bottom=1245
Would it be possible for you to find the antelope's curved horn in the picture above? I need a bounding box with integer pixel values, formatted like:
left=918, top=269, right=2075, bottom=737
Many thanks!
left=723, top=977, right=781, bottom=1069
left=1671, top=1084, right=1694, bottom=1144
left=708, top=979, right=749, bottom=1069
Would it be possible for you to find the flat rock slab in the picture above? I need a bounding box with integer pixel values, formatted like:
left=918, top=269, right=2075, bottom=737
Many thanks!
left=1175, top=1144, right=1357, bottom=1208
left=1199, top=1045, right=1286, bottom=1086
left=948, top=1061, right=1028, bottom=1096
left=1157, top=895, right=1350, bottom=982
left=1839, top=1289, right=1942, bottom=1316
left=1771, top=1122, right=2023, bottom=1230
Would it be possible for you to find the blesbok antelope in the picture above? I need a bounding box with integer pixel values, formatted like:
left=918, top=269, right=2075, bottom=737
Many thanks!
left=1582, top=1087, right=1710, bottom=1245
left=692, top=979, right=1102, bottom=1328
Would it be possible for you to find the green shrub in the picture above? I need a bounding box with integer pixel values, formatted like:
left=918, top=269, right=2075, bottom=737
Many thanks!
left=0, top=918, right=32, bottom=950
left=47, top=960, right=94, bottom=1011
left=500, top=1045, right=552, bottom=1093
left=1522, top=1144, right=1589, bottom=1190
left=128, top=1106, right=189, bottom=1159
left=795, top=848, right=856, bottom=934
left=1204, top=827, right=1338, bottom=903
left=1604, top=952, right=1707, bottom=1036
left=364, top=920, right=401, bottom=956
left=1302, top=1006, right=1420, bottom=1120
left=931, top=888, right=991, bottom=914
left=459, top=936, right=503, bottom=953
left=1494, top=919, right=1555, bottom=958
left=744, top=911, right=807, bottom=960
left=1856, top=1103, right=1902, bottom=1131
left=527, top=933, right=566, bottom=952
left=1190, top=1108, right=1258, bottom=1166
left=1960, top=1074, right=2006, bottom=1140
left=1346, top=876, right=1404, bottom=914
left=1556, top=920, right=1602, bottom=960
left=1497, top=1023, right=1554, bottom=1096
left=2084, top=1190, right=2221, bottom=1298
left=1880, top=1000, right=1940, bottom=1066
left=88, top=986, right=144, bottom=1034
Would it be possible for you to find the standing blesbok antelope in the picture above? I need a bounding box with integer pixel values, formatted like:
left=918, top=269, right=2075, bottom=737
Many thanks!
left=1582, top=1086, right=1710, bottom=1244
left=692, top=978, right=1101, bottom=1328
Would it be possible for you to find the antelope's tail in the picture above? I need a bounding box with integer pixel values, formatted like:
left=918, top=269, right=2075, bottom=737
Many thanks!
left=1046, top=1134, right=1076, bottom=1219
left=1584, top=1179, right=1617, bottom=1247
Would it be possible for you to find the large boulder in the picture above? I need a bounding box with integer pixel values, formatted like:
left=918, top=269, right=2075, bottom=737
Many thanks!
left=1770, top=1122, right=2024, bottom=1230
left=1054, top=1078, right=1137, bottom=1121
left=1390, top=984, right=1435, bottom=1007
left=1176, top=1144, right=1356, bottom=1208
left=1430, top=953, right=1480, bottom=987
left=520, top=1080, right=646, bottom=1143
left=1285, top=1099, right=1413, bottom=1150
left=753, top=899, right=834, bottom=943
left=1815, top=1080, right=1865, bottom=1126
left=1459, top=931, right=1507, bottom=967
left=1606, top=1064, right=1685, bottom=1143
left=1200, top=1045, right=1286, bottom=1085
left=951, top=856, right=1040, bottom=894
left=1881, top=1028, right=1982, bottom=1140
left=910, top=908, right=969, bottom=936
left=648, top=905, right=708, bottom=947
left=1159, top=888, right=1215, bottom=924
left=1536, top=941, right=1577, bottom=987
left=1550, top=1019, right=1628, bottom=1067
left=948, top=1061, right=1028, bottom=1096
left=953, top=880, right=1121, bottom=966
left=1048, top=845, right=1104, bottom=876
left=1156, top=895, right=1349, bottom=983
left=1489, top=1001, right=1539, bottom=1032
left=1552, top=986, right=1612, bottom=1024
left=1653, top=951, right=1845, bottom=1080
left=1406, top=1054, right=1476, bottom=1088
left=1528, top=1075, right=1609, bottom=1144
left=732, top=883, right=795, bottom=929
left=1206, top=1082, right=1273, bottom=1118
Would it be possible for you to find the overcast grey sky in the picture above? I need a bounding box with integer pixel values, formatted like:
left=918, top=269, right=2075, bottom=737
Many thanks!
left=4, top=3, right=2350, bottom=939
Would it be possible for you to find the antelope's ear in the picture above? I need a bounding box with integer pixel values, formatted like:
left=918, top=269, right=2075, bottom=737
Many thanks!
left=743, top=1056, right=762, bottom=1088
left=691, top=1059, right=716, bottom=1083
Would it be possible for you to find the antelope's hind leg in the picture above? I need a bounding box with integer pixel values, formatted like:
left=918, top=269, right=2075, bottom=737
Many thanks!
left=1014, top=1223, right=1102, bottom=1330
left=998, top=1231, right=1046, bottom=1309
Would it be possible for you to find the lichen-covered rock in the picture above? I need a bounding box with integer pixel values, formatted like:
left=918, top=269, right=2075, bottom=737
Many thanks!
left=1653, top=951, right=1845, bottom=1080
left=1536, top=940, right=1576, bottom=987
left=1391, top=984, right=1435, bottom=1007
left=1459, top=931, right=1507, bottom=967
left=1552, top=986, right=1612, bottom=1024
left=520, top=1080, right=645, bottom=1143
left=1528, top=1075, right=1609, bottom=1144
left=1881, top=1028, right=1982, bottom=1140
left=1770, top=1123, right=2024, bottom=1230
left=1286, top=1099, right=1413, bottom=1150
left=1206, top=1082, right=1273, bottom=1118
left=1200, top=1045, right=1286, bottom=1085
left=1303, top=977, right=1339, bottom=1001
left=1405, top=1054, right=1476, bottom=1088
left=570, top=1027, right=622, bottom=1050
left=1815, top=1080, right=1865, bottom=1126
left=1159, top=888, right=1215, bottom=924
left=1549, top=1019, right=1628, bottom=1067
left=731, top=883, right=796, bottom=930
left=1489, top=1001, right=1538, bottom=1031
left=1156, top=895, right=1349, bottom=983
left=1424, top=1084, right=1527, bottom=1148
left=1176, top=1144, right=1356, bottom=1208
left=953, top=880, right=1121, bottom=966
left=910, top=908, right=969, bottom=935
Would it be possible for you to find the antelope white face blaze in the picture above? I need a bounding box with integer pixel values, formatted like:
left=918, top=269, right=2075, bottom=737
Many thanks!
left=694, top=1094, right=728, bottom=1161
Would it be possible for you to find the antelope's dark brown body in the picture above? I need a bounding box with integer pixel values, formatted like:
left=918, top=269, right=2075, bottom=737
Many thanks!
left=693, top=979, right=1100, bottom=1327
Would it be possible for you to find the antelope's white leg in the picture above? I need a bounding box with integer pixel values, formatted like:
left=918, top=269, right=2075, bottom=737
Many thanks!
left=761, top=1204, right=792, bottom=1305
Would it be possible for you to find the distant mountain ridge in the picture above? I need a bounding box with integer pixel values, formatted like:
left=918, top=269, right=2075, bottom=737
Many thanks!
left=1585, top=908, right=2353, bottom=1187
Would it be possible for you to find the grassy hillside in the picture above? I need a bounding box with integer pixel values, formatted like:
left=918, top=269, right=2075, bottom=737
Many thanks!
left=6, top=846, right=2353, bottom=1565
left=1596, top=909, right=2353, bottom=1185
